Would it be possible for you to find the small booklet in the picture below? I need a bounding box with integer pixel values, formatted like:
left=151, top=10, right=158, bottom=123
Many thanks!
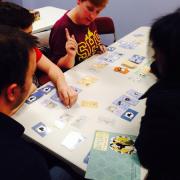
left=85, top=131, right=140, bottom=180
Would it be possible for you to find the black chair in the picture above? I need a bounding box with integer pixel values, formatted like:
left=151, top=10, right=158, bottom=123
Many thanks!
left=94, top=16, right=116, bottom=44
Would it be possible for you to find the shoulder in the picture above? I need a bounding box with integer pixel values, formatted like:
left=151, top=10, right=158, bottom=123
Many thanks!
left=0, top=139, right=50, bottom=180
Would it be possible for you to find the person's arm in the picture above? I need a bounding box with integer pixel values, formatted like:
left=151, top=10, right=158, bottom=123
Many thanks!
left=37, top=54, right=78, bottom=107
left=56, top=28, right=77, bottom=69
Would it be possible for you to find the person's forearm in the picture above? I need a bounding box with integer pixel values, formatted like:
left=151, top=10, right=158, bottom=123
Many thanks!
left=57, top=54, right=75, bottom=69
left=48, top=62, right=67, bottom=88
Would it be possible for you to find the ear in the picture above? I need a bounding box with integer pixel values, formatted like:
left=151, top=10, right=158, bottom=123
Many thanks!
left=6, top=83, right=20, bottom=102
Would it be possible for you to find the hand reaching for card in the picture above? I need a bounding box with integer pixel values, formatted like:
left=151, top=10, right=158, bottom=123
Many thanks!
left=96, top=44, right=107, bottom=54
left=57, top=80, right=78, bottom=108
left=65, top=28, right=77, bottom=58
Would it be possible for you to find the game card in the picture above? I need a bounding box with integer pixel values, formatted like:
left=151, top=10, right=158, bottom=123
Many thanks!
left=129, top=55, right=145, bottom=64
left=71, top=116, right=87, bottom=129
left=38, top=84, right=55, bottom=94
left=127, top=89, right=143, bottom=99
left=113, top=95, right=139, bottom=106
left=25, top=91, right=44, bottom=104
left=118, top=41, right=138, bottom=50
left=32, top=122, right=50, bottom=137
left=79, top=76, right=97, bottom=86
left=80, top=100, right=98, bottom=108
left=121, top=108, right=138, bottom=122
left=61, top=132, right=85, bottom=150
left=41, top=99, right=57, bottom=109
left=100, top=52, right=123, bottom=63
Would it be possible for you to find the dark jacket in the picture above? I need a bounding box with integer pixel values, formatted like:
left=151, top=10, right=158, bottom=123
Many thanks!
left=0, top=112, right=51, bottom=180
left=135, top=78, right=180, bottom=180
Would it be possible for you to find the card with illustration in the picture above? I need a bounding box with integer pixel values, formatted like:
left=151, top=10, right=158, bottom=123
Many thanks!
left=80, top=100, right=98, bottom=108
left=79, top=76, right=97, bottom=86
left=25, top=91, right=44, bottom=104
left=113, top=95, right=139, bottom=106
left=121, top=108, right=138, bottom=122
left=129, top=55, right=145, bottom=64
left=32, top=122, right=50, bottom=137
left=101, top=52, right=123, bottom=63
left=85, top=131, right=140, bottom=180
left=127, top=89, right=143, bottom=100
left=38, top=84, right=55, bottom=95
left=118, top=41, right=138, bottom=50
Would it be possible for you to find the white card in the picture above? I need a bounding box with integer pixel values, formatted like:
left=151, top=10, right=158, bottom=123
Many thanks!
left=61, top=132, right=85, bottom=150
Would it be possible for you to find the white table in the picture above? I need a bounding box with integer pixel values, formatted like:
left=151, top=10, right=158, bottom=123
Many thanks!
left=32, top=6, right=67, bottom=34
left=13, top=26, right=156, bottom=179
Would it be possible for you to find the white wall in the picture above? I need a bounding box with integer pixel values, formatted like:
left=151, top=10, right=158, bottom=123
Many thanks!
left=7, top=0, right=180, bottom=39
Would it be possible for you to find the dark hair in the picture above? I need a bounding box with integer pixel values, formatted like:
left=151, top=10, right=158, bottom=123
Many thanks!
left=150, top=9, right=180, bottom=79
left=0, top=25, right=38, bottom=94
left=0, top=2, right=35, bottom=29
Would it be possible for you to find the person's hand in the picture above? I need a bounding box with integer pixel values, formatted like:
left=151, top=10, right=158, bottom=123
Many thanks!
left=57, top=80, right=78, bottom=107
left=65, top=28, right=77, bottom=58
left=96, top=44, right=107, bottom=54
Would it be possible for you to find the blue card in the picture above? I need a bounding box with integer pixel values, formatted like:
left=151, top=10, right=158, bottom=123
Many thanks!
left=129, top=55, right=145, bottom=64
left=121, top=109, right=138, bottom=121
left=25, top=91, right=44, bottom=104
left=32, top=122, right=48, bottom=137
left=39, top=85, right=55, bottom=95
left=83, top=152, right=90, bottom=164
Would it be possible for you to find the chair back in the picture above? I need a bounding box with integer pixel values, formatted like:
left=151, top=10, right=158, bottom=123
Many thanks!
left=94, top=16, right=116, bottom=43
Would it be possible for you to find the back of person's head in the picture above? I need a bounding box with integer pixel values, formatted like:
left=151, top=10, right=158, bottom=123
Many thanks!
left=150, top=8, right=180, bottom=79
left=81, top=0, right=109, bottom=7
left=0, top=25, right=38, bottom=94
left=0, top=2, right=35, bottom=29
